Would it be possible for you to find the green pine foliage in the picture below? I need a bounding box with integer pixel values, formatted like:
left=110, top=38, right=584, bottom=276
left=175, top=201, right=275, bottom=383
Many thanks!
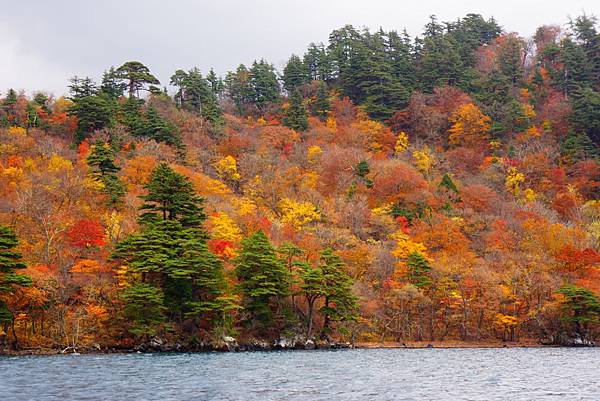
left=0, top=226, right=31, bottom=325
left=283, top=89, right=309, bottom=132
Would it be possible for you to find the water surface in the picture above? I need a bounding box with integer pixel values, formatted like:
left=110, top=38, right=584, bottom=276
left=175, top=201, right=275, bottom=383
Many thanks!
left=1, top=348, right=598, bottom=400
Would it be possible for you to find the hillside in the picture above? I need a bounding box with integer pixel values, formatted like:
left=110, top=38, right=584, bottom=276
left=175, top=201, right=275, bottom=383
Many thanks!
left=1, top=13, right=600, bottom=352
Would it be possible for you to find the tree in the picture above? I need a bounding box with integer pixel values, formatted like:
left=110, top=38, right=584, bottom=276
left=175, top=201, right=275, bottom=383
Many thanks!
left=114, top=61, right=160, bottom=98
left=283, top=89, right=308, bottom=131
left=234, top=231, right=290, bottom=332
left=571, top=87, right=600, bottom=146
left=448, top=103, right=491, bottom=146
left=299, top=263, right=326, bottom=339
left=282, top=55, right=309, bottom=93
left=249, top=60, right=280, bottom=111
left=403, top=252, right=433, bottom=289
left=121, top=283, right=166, bottom=339
left=100, top=67, right=126, bottom=99
left=312, top=81, right=331, bottom=120
left=556, top=285, right=600, bottom=339
left=68, top=76, right=98, bottom=100
left=68, top=95, right=113, bottom=143
left=140, top=163, right=206, bottom=228
left=170, top=68, right=223, bottom=125
left=0, top=226, right=32, bottom=335
left=319, top=248, right=358, bottom=338
left=87, top=141, right=125, bottom=206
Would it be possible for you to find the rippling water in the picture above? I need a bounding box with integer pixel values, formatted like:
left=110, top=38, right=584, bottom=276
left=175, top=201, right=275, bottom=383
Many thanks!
left=1, top=348, right=599, bottom=400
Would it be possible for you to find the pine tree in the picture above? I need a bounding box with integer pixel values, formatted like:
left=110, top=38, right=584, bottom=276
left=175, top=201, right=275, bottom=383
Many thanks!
left=556, top=284, right=600, bottom=339
left=249, top=60, right=280, bottom=111
left=68, top=94, right=114, bottom=143
left=312, top=81, right=331, bottom=120
left=114, top=61, right=160, bottom=99
left=234, top=231, right=290, bottom=331
left=170, top=68, right=223, bottom=125
left=319, top=248, right=358, bottom=338
left=121, top=283, right=166, bottom=339
left=299, top=264, right=326, bottom=339
left=87, top=142, right=125, bottom=206
left=0, top=226, right=32, bottom=326
left=140, top=163, right=207, bottom=229
left=282, top=55, right=309, bottom=93
left=404, top=252, right=433, bottom=289
left=100, top=67, right=126, bottom=99
left=283, top=89, right=309, bottom=131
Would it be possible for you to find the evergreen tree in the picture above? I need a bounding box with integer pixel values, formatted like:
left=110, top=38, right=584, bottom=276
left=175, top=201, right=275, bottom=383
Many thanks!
left=225, top=64, right=254, bottom=114
left=114, top=61, right=160, bottom=99
left=121, top=283, right=166, bottom=339
left=140, top=163, right=207, bottom=229
left=319, top=248, right=358, bottom=338
left=249, top=60, right=280, bottom=111
left=312, top=81, right=331, bottom=120
left=283, top=89, right=308, bottom=131
left=404, top=252, right=433, bottom=289
left=234, top=231, right=290, bottom=331
left=87, top=142, right=125, bottom=206
left=100, top=67, right=126, bottom=99
left=571, top=87, right=600, bottom=146
left=556, top=284, right=600, bottom=339
left=170, top=68, right=223, bottom=125
left=561, top=131, right=600, bottom=163
left=0, top=226, right=32, bottom=327
left=68, top=76, right=98, bottom=100
left=68, top=94, right=114, bottom=143
left=299, top=264, right=326, bottom=339
left=282, top=55, right=309, bottom=93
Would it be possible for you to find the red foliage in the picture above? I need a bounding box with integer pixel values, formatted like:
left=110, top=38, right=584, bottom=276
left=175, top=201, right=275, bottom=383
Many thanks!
left=556, top=245, right=600, bottom=272
left=208, top=239, right=234, bottom=258
left=66, top=219, right=106, bottom=248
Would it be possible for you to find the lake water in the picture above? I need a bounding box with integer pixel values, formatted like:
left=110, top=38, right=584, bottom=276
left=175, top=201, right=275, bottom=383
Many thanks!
left=0, top=348, right=598, bottom=400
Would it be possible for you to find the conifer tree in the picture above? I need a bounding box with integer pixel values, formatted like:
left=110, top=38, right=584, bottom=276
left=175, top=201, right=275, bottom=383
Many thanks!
left=404, top=252, right=433, bottom=289
left=282, top=55, right=309, bottom=93
left=312, top=81, right=331, bottom=120
left=319, top=248, right=358, bottom=338
left=234, top=231, right=290, bottom=331
left=283, top=89, right=309, bottom=131
left=87, top=142, right=125, bottom=206
left=0, top=226, right=31, bottom=326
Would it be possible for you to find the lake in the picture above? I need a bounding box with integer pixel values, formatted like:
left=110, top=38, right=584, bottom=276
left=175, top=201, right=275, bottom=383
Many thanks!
left=0, top=348, right=598, bottom=400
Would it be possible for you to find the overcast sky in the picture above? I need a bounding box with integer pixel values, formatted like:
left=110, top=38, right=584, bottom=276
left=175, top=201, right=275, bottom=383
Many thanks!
left=1, top=0, right=598, bottom=96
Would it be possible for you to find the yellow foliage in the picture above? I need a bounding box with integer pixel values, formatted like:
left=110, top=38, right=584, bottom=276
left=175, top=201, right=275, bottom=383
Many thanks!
left=505, top=167, right=525, bottom=195
left=1, top=166, right=23, bottom=183
left=326, top=116, right=337, bottom=131
left=53, top=97, right=74, bottom=113
left=395, top=132, right=409, bottom=155
left=103, top=210, right=123, bottom=243
left=494, top=313, right=518, bottom=327
left=302, top=170, right=319, bottom=190
left=412, top=146, right=434, bottom=175
left=371, top=203, right=393, bottom=216
left=307, top=145, right=323, bottom=163
left=214, top=155, right=241, bottom=181
left=391, top=231, right=428, bottom=260
left=231, top=197, right=257, bottom=215
left=47, top=154, right=73, bottom=172
left=522, top=103, right=536, bottom=120
left=279, top=198, right=321, bottom=229
left=522, top=188, right=537, bottom=203
left=208, top=212, right=243, bottom=243
left=8, top=126, right=26, bottom=136
left=448, top=103, right=491, bottom=146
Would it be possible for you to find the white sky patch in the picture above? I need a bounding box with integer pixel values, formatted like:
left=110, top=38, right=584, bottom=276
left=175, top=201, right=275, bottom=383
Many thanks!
left=0, top=25, right=70, bottom=97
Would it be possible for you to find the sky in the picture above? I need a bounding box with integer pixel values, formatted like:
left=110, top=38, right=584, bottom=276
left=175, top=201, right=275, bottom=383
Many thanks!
left=1, top=0, right=598, bottom=96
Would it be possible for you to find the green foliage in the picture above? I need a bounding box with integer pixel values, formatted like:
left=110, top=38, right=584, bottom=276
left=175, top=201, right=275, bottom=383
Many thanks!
left=87, top=142, right=125, bottom=206
left=312, top=81, right=331, bottom=120
left=319, top=248, right=358, bottom=336
left=170, top=68, right=223, bottom=126
left=556, top=285, right=600, bottom=336
left=140, top=163, right=207, bottom=229
left=283, top=89, right=308, bottom=132
left=121, top=283, right=166, bottom=338
left=282, top=55, right=309, bottom=92
left=404, top=252, right=433, bottom=289
left=114, top=61, right=160, bottom=99
left=0, top=226, right=31, bottom=324
left=561, top=131, right=600, bottom=163
left=68, top=94, right=114, bottom=143
left=571, top=87, right=600, bottom=146
left=234, top=231, right=290, bottom=329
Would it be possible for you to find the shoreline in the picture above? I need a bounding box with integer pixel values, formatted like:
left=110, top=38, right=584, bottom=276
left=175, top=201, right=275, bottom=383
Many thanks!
left=2, top=339, right=587, bottom=356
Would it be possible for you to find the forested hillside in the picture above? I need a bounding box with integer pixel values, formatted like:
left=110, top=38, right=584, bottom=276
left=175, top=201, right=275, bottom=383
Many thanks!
left=2, top=13, right=600, bottom=351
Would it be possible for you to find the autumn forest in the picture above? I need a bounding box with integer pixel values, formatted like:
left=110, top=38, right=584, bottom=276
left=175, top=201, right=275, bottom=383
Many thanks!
left=2, top=13, right=600, bottom=353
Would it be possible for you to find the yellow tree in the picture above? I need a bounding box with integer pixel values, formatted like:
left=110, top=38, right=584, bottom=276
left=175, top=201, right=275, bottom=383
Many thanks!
left=448, top=103, right=491, bottom=146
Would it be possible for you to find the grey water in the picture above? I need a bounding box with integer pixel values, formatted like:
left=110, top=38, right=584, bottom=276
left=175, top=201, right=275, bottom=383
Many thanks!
left=0, top=348, right=599, bottom=400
